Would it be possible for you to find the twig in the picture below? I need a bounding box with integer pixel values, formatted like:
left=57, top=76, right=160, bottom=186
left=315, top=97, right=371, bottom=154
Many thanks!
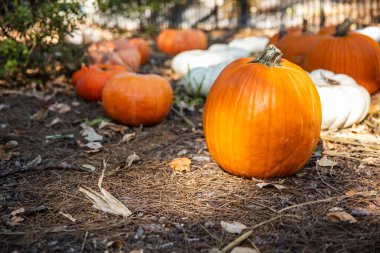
left=171, top=107, right=195, bottom=128
left=277, top=196, right=346, bottom=213
left=220, top=215, right=283, bottom=253
left=80, top=231, right=88, bottom=253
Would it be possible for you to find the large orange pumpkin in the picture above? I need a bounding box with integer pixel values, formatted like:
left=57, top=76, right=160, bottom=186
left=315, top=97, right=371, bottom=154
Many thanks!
left=130, top=38, right=151, bottom=65
left=72, top=64, right=88, bottom=86
left=76, top=64, right=128, bottom=101
left=203, top=45, right=322, bottom=178
left=102, top=73, right=173, bottom=126
left=87, top=39, right=140, bottom=71
left=304, top=19, right=380, bottom=94
left=275, top=22, right=321, bottom=67
left=157, top=29, right=207, bottom=56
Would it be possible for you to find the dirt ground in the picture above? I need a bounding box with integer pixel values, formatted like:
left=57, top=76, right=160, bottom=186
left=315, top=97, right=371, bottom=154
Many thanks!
left=1, top=35, right=380, bottom=253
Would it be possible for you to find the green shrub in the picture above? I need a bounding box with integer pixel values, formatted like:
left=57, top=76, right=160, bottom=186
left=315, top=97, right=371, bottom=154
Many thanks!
left=0, top=0, right=86, bottom=83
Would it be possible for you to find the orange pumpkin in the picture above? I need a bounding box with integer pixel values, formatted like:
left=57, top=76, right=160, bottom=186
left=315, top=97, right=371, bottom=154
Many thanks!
left=130, top=38, right=151, bottom=65
left=269, top=25, right=302, bottom=45
left=76, top=64, right=128, bottom=101
left=87, top=39, right=140, bottom=71
left=72, top=64, right=88, bottom=86
left=275, top=22, right=321, bottom=67
left=318, top=25, right=336, bottom=35
left=203, top=45, right=322, bottom=178
left=304, top=19, right=380, bottom=94
left=157, top=29, right=207, bottom=56
left=102, top=73, right=173, bottom=126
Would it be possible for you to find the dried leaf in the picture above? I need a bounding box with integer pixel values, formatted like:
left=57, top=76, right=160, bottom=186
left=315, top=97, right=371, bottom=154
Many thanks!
left=126, top=153, right=141, bottom=167
left=72, top=101, right=80, bottom=107
left=59, top=211, right=77, bottom=222
left=80, top=123, right=103, bottom=142
left=327, top=211, right=357, bottom=223
left=10, top=208, right=25, bottom=216
left=46, top=118, right=61, bottom=127
left=220, top=221, right=247, bottom=234
left=0, top=104, right=9, bottom=111
left=106, top=239, right=123, bottom=249
left=0, top=149, right=12, bottom=161
left=121, top=133, right=135, bottom=143
left=256, top=182, right=287, bottom=190
left=192, top=155, right=211, bottom=162
left=7, top=216, right=24, bottom=227
left=31, top=108, right=49, bottom=121
left=86, top=118, right=110, bottom=127
left=230, top=247, right=258, bottom=253
left=49, top=103, right=71, bottom=114
left=318, top=156, right=337, bottom=167
left=169, top=158, right=191, bottom=172
left=4, top=140, right=18, bottom=150
left=129, top=250, right=143, bottom=253
left=99, top=121, right=126, bottom=133
left=177, top=149, right=188, bottom=156
left=79, top=186, right=132, bottom=218
left=85, top=142, right=103, bottom=150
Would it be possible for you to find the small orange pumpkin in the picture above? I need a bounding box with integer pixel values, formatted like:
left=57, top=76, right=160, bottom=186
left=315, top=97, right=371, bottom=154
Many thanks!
left=269, top=25, right=302, bottom=45
left=130, top=38, right=151, bottom=65
left=102, top=73, right=173, bottom=126
left=203, top=45, right=322, bottom=178
left=275, top=21, right=321, bottom=67
left=304, top=19, right=380, bottom=94
left=76, top=64, right=128, bottom=101
left=72, top=64, right=89, bottom=86
left=157, top=29, right=207, bottom=56
left=87, top=39, right=141, bottom=71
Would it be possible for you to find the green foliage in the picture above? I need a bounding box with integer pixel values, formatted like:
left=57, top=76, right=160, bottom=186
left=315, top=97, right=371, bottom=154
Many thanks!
left=0, top=0, right=86, bottom=82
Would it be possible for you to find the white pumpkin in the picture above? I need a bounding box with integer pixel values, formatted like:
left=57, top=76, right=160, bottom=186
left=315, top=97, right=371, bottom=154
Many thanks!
left=356, top=26, right=380, bottom=43
left=228, top=37, right=269, bottom=53
left=309, top=69, right=370, bottom=130
left=183, top=61, right=229, bottom=96
left=171, top=46, right=249, bottom=75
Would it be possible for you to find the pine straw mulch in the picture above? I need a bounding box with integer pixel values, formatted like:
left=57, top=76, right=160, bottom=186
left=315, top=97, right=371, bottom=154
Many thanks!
left=0, top=52, right=380, bottom=253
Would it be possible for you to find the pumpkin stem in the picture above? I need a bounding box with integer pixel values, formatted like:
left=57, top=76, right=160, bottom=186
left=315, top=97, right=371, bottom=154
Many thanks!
left=302, top=18, right=308, bottom=34
left=251, top=44, right=283, bottom=67
left=334, top=18, right=354, bottom=37
left=279, top=24, right=287, bottom=39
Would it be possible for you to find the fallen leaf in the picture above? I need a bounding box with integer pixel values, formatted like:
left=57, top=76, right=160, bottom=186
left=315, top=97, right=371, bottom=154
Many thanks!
left=106, top=239, right=123, bottom=249
left=256, top=182, right=287, bottom=190
left=79, top=187, right=132, bottom=218
left=318, top=156, right=337, bottom=167
left=129, top=250, right=143, bottom=253
left=177, top=149, right=188, bottom=156
left=192, top=155, right=210, bottom=162
left=121, top=133, right=135, bottom=143
left=86, top=117, right=110, bottom=127
left=49, top=103, right=71, bottom=114
left=98, top=121, right=126, bottom=133
left=80, top=123, right=103, bottom=142
left=4, top=140, right=18, bottom=150
left=31, top=108, right=49, bottom=121
left=126, top=153, right=141, bottom=167
left=46, top=118, right=61, bottom=127
left=10, top=208, right=25, bottom=216
left=81, top=164, right=96, bottom=171
left=327, top=211, right=357, bottom=223
left=59, top=211, right=77, bottom=222
left=85, top=142, right=103, bottom=150
left=7, top=216, right=24, bottom=227
left=71, top=101, right=80, bottom=106
left=169, top=157, right=191, bottom=172
left=220, top=221, right=247, bottom=234
left=231, top=247, right=258, bottom=253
